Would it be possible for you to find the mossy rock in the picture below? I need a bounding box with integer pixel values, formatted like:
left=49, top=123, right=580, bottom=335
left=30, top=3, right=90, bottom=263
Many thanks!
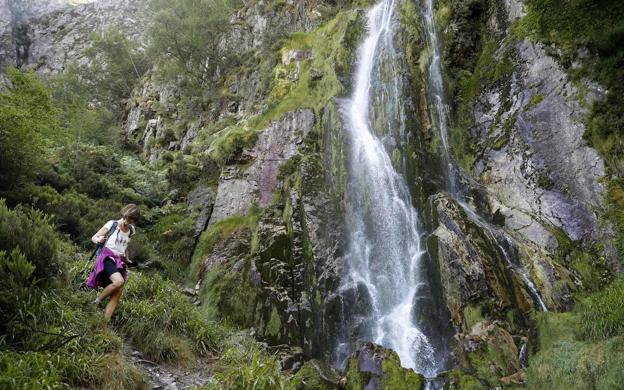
left=442, top=369, right=486, bottom=390
left=345, top=343, right=424, bottom=390
left=460, top=322, right=521, bottom=387
left=294, top=359, right=342, bottom=390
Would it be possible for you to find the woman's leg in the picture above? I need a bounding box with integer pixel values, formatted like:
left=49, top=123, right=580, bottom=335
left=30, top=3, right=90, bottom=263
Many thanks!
left=104, top=287, right=123, bottom=320
left=97, top=271, right=125, bottom=301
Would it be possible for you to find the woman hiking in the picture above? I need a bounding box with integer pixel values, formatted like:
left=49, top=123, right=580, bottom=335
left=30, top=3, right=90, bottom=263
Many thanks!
left=86, top=203, right=138, bottom=320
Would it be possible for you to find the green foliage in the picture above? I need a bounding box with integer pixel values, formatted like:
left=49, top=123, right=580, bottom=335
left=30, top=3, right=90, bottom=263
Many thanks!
left=527, top=337, right=624, bottom=390
left=203, top=126, right=259, bottom=165
left=250, top=9, right=363, bottom=128
left=147, top=210, right=196, bottom=280
left=189, top=212, right=260, bottom=280
left=606, top=180, right=624, bottom=259
left=115, top=272, right=225, bottom=363
left=0, top=68, right=62, bottom=192
left=0, top=237, right=150, bottom=388
left=444, top=369, right=485, bottom=390
left=0, top=200, right=62, bottom=287
left=580, top=276, right=624, bottom=340
left=527, top=292, right=624, bottom=389
left=147, top=0, right=241, bottom=114
left=82, top=29, right=150, bottom=119
left=49, top=64, right=117, bottom=147
left=208, top=343, right=300, bottom=390
left=166, top=154, right=203, bottom=194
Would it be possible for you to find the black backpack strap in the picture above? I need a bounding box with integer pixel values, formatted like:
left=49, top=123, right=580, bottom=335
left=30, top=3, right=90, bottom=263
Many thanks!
left=94, top=220, right=118, bottom=258
left=107, top=220, right=118, bottom=242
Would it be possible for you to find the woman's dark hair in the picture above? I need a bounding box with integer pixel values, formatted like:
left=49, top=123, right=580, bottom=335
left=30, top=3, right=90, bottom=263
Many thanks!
left=120, top=204, right=139, bottom=220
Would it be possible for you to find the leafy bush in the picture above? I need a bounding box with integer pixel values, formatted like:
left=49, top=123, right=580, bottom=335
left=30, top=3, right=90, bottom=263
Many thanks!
left=580, top=276, right=624, bottom=340
left=147, top=211, right=196, bottom=280
left=0, top=199, right=63, bottom=286
left=166, top=154, right=203, bottom=196
left=0, top=349, right=150, bottom=390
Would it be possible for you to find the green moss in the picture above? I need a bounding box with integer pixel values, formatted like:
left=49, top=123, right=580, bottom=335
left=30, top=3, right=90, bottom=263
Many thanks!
left=266, top=306, right=281, bottom=337
left=204, top=125, right=259, bottom=165
left=380, top=352, right=424, bottom=390
left=445, top=369, right=486, bottom=390
left=466, top=325, right=519, bottom=387
left=536, top=171, right=555, bottom=190
left=249, top=9, right=363, bottom=129
left=345, top=356, right=365, bottom=390
left=292, top=359, right=339, bottom=390
left=525, top=94, right=544, bottom=110
left=463, top=305, right=484, bottom=330
left=201, top=264, right=258, bottom=327
left=188, top=212, right=260, bottom=281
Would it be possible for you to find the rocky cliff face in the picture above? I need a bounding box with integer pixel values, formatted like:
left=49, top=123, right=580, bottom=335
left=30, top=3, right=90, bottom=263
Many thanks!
left=8, top=0, right=619, bottom=387
left=0, top=0, right=145, bottom=75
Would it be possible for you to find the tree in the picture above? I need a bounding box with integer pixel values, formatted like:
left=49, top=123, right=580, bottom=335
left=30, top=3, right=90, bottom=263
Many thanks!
left=147, top=0, right=241, bottom=111
left=0, top=67, right=62, bottom=192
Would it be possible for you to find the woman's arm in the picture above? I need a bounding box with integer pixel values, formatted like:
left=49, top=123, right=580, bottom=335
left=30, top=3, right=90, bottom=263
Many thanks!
left=91, top=226, right=110, bottom=244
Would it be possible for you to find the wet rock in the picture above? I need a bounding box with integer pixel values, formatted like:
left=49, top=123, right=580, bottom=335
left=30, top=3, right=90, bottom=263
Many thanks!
left=345, top=343, right=424, bottom=390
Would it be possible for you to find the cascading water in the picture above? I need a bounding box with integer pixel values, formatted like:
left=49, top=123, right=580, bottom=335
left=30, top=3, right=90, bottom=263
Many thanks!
left=423, top=0, right=456, bottom=193
left=335, top=0, right=446, bottom=377
left=422, top=0, right=548, bottom=311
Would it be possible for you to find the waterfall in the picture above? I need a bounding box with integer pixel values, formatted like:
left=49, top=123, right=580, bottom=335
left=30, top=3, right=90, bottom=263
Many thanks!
left=423, top=0, right=548, bottom=312
left=458, top=200, right=549, bottom=312
left=423, top=0, right=456, bottom=193
left=336, top=0, right=446, bottom=377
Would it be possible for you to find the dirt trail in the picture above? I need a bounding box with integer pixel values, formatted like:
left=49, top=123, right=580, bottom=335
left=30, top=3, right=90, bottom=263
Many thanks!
left=130, top=349, right=215, bottom=389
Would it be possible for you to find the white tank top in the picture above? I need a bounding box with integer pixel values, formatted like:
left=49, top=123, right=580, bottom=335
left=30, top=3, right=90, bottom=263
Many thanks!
left=103, top=220, right=133, bottom=257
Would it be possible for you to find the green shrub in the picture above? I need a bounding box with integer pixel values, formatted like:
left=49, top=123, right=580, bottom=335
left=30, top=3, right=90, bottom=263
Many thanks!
left=580, top=276, right=624, bottom=340
left=147, top=0, right=241, bottom=114
left=0, top=199, right=63, bottom=286
left=0, top=349, right=150, bottom=390
left=0, top=68, right=62, bottom=193
left=147, top=211, right=196, bottom=280
left=166, top=154, right=202, bottom=196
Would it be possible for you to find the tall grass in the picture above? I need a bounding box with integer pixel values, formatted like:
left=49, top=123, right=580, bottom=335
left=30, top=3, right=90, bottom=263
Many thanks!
left=580, top=276, right=624, bottom=340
